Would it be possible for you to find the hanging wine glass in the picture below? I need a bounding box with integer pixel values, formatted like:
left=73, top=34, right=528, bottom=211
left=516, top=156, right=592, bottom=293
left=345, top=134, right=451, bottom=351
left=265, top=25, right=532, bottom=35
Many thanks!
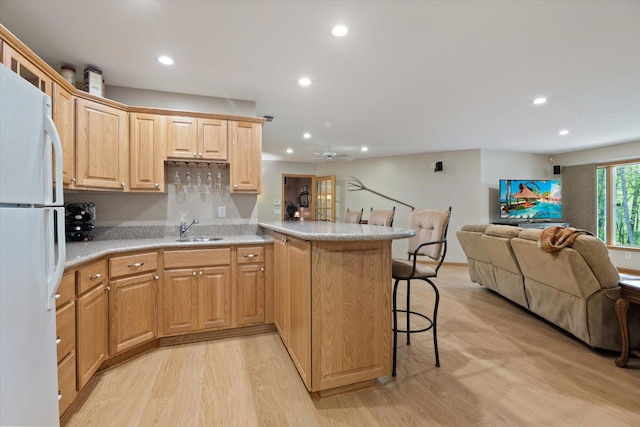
left=173, top=171, right=183, bottom=189
left=206, top=172, right=213, bottom=191
left=215, top=164, right=224, bottom=191
left=184, top=171, right=193, bottom=191
left=196, top=171, right=204, bottom=193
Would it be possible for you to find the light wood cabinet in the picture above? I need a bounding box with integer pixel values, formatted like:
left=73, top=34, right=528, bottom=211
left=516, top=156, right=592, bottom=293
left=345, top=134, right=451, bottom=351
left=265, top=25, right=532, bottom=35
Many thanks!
left=235, top=246, right=266, bottom=326
left=108, top=251, right=159, bottom=354
left=166, top=116, right=228, bottom=161
left=76, top=260, right=109, bottom=390
left=273, top=233, right=311, bottom=388
left=162, top=248, right=232, bottom=335
left=56, top=271, right=77, bottom=416
left=2, top=42, right=53, bottom=96
left=229, top=121, right=261, bottom=193
left=75, top=98, right=128, bottom=190
left=129, top=113, right=165, bottom=192
left=52, top=83, right=76, bottom=188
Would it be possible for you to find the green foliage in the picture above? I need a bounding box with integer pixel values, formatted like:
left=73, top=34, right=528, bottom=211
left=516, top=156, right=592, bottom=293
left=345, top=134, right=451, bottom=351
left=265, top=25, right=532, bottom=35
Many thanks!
left=598, top=163, right=640, bottom=248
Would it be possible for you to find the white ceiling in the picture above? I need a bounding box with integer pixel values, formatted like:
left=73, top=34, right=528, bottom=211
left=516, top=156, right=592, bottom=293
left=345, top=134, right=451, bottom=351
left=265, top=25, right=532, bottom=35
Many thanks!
left=2, top=0, right=639, bottom=162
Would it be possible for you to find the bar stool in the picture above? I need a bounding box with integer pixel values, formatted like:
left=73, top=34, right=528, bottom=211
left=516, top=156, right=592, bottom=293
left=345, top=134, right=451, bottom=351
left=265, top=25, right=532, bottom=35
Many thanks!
left=391, top=207, right=451, bottom=376
left=368, top=206, right=395, bottom=226
left=344, top=208, right=363, bottom=224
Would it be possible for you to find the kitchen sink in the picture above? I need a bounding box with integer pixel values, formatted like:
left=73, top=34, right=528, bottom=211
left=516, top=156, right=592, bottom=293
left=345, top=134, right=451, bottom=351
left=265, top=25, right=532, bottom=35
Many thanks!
left=176, top=237, right=223, bottom=242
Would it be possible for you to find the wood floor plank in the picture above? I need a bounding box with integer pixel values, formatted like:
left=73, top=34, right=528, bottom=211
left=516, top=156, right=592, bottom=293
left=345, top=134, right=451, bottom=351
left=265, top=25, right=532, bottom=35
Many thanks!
left=63, top=266, right=640, bottom=427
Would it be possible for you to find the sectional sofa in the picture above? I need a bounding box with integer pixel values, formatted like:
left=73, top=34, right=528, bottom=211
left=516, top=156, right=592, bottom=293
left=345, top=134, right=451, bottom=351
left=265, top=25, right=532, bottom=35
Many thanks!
left=456, top=224, right=639, bottom=351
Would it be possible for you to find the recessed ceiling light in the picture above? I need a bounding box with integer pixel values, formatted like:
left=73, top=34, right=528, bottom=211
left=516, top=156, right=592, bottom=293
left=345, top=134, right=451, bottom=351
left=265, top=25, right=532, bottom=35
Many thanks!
left=299, top=77, right=311, bottom=86
left=286, top=148, right=293, bottom=154
left=558, top=129, right=569, bottom=136
left=158, top=55, right=174, bottom=65
left=532, top=97, right=547, bottom=105
left=303, top=132, right=311, bottom=139
left=332, top=25, right=349, bottom=37
left=361, top=146, right=368, bottom=152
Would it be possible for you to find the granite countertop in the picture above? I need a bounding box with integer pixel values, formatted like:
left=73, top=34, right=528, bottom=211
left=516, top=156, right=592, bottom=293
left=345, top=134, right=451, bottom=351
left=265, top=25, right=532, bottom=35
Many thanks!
left=65, top=233, right=273, bottom=268
left=258, top=221, right=415, bottom=241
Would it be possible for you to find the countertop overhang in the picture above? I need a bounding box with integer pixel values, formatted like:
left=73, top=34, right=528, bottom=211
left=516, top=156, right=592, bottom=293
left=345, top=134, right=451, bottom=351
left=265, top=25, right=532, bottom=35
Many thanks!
left=258, top=221, right=415, bottom=241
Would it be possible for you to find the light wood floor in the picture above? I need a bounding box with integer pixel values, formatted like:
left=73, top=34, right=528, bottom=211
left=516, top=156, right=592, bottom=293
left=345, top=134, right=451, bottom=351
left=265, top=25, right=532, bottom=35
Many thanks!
left=63, top=266, right=640, bottom=426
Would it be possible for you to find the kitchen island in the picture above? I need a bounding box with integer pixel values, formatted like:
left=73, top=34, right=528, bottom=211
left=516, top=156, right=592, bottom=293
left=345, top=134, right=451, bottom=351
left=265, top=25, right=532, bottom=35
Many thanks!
left=259, top=221, right=414, bottom=394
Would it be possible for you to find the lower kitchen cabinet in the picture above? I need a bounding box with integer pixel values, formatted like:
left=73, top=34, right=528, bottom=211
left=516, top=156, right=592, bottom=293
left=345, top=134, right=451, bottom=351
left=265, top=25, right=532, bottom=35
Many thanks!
left=236, top=246, right=266, bottom=326
left=76, top=267, right=109, bottom=390
left=109, top=272, right=158, bottom=354
left=56, top=270, right=77, bottom=415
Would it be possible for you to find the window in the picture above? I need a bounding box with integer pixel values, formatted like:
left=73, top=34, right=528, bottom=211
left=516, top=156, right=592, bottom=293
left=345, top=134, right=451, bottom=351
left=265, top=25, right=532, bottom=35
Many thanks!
left=597, top=161, right=640, bottom=248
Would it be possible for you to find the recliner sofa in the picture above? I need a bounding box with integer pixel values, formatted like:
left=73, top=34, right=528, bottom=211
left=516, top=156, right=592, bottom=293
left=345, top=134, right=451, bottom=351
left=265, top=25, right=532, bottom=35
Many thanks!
left=457, top=224, right=639, bottom=351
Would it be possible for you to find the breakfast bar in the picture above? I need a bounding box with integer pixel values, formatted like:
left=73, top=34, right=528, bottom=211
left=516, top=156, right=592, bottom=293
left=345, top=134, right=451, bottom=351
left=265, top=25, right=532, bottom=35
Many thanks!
left=259, top=221, right=414, bottom=394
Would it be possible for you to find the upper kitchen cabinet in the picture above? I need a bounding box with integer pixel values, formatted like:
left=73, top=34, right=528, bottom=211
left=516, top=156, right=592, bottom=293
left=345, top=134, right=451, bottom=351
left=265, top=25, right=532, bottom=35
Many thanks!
left=52, top=83, right=76, bottom=188
left=166, top=116, right=228, bottom=161
left=76, top=98, right=129, bottom=190
left=229, top=121, right=262, bottom=193
left=129, top=112, right=165, bottom=192
left=1, top=42, right=53, bottom=97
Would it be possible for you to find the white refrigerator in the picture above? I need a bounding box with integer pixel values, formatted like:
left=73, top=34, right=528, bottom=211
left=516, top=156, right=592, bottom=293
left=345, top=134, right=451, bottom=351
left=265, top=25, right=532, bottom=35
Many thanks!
left=0, top=63, right=66, bottom=426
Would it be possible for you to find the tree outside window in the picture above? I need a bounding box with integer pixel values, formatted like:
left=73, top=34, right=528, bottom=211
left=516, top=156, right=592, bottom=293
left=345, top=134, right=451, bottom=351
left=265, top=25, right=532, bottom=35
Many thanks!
left=597, top=161, right=640, bottom=248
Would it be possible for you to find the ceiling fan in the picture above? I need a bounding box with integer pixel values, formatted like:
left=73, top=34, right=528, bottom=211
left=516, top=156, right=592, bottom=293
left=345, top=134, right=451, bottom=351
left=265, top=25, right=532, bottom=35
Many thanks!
left=305, top=151, right=353, bottom=162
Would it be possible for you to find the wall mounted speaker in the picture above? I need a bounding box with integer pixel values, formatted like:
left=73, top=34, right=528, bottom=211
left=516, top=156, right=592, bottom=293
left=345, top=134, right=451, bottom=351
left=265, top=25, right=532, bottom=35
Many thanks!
left=553, top=165, right=561, bottom=175
left=434, top=161, right=443, bottom=172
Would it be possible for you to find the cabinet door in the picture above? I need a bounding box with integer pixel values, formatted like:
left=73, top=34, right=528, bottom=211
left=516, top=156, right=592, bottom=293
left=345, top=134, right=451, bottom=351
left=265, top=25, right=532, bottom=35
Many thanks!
left=75, top=98, right=128, bottom=190
left=287, top=237, right=311, bottom=389
left=162, top=269, right=198, bottom=335
left=2, top=43, right=53, bottom=96
left=77, top=283, right=108, bottom=390
left=273, top=234, right=289, bottom=343
left=130, top=113, right=165, bottom=192
left=229, top=121, right=261, bottom=193
left=199, top=118, right=228, bottom=160
left=109, top=272, right=158, bottom=354
left=166, top=116, right=198, bottom=159
left=236, top=264, right=265, bottom=326
left=198, top=266, right=232, bottom=330
left=52, top=83, right=76, bottom=188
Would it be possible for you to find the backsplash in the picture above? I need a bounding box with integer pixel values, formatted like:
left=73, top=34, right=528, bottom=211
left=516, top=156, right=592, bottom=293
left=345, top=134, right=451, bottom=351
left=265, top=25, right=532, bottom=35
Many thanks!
left=91, top=224, right=263, bottom=240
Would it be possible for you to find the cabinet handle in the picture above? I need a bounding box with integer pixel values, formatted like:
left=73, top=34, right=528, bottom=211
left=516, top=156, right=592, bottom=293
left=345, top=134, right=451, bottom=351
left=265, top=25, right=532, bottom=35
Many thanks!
left=58, top=391, right=62, bottom=401
left=192, top=152, right=197, bottom=158
left=233, top=184, right=238, bottom=189
left=154, top=275, right=159, bottom=280
left=70, top=178, right=76, bottom=184
left=127, top=262, right=144, bottom=268
left=281, top=238, right=287, bottom=243
left=244, top=254, right=257, bottom=258
left=198, top=152, right=203, bottom=158
left=121, top=182, right=126, bottom=187
left=199, top=270, right=203, bottom=275
left=106, top=286, right=111, bottom=292
left=260, top=267, right=265, bottom=272
left=89, top=273, right=101, bottom=280
left=192, top=271, right=197, bottom=276
left=54, top=293, right=60, bottom=299
left=56, top=337, right=61, bottom=345
left=154, top=182, right=159, bottom=188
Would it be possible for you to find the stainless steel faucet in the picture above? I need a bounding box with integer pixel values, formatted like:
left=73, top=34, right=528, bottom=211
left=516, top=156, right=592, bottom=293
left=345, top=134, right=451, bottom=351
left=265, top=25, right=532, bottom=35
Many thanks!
left=179, top=218, right=199, bottom=238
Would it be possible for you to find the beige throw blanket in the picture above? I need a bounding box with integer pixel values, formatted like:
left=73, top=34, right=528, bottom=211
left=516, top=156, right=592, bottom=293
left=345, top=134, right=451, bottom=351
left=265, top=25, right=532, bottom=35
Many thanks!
left=538, top=226, right=594, bottom=253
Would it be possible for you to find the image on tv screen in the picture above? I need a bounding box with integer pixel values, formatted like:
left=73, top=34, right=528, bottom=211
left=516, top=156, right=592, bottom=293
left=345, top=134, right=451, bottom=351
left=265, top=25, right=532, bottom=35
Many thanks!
left=499, top=179, right=562, bottom=220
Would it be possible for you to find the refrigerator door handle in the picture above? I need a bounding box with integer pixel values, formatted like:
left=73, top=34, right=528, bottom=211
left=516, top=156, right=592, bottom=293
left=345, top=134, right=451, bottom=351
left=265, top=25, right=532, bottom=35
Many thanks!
left=45, top=207, right=66, bottom=310
left=43, top=97, right=64, bottom=206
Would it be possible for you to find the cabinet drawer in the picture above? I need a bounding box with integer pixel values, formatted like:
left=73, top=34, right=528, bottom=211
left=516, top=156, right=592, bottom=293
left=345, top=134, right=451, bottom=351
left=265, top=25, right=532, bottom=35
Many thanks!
left=164, top=248, right=231, bottom=268
left=56, top=301, right=75, bottom=363
left=77, top=259, right=107, bottom=294
left=236, top=246, right=264, bottom=264
left=109, top=251, right=158, bottom=278
left=56, top=271, right=75, bottom=308
left=58, top=351, right=78, bottom=416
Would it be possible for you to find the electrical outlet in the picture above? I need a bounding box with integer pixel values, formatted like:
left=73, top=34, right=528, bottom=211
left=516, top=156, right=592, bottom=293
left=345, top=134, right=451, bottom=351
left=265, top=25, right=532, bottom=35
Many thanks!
left=274, top=199, right=281, bottom=206
left=218, top=206, right=226, bottom=218
left=625, top=252, right=632, bottom=260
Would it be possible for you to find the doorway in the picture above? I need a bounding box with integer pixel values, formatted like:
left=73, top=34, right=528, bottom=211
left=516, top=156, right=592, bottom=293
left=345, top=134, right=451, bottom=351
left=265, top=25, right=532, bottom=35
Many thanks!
left=281, top=174, right=336, bottom=221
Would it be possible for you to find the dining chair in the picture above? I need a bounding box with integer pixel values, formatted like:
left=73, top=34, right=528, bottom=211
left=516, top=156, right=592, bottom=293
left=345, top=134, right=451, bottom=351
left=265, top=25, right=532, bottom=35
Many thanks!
left=391, top=207, right=452, bottom=376
left=368, top=206, right=395, bottom=226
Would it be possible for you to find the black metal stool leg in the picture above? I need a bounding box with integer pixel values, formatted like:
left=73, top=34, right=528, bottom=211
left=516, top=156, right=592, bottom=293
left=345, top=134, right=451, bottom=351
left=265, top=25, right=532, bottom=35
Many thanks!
left=392, top=279, right=400, bottom=377
left=406, top=279, right=411, bottom=345
left=426, top=279, right=440, bottom=367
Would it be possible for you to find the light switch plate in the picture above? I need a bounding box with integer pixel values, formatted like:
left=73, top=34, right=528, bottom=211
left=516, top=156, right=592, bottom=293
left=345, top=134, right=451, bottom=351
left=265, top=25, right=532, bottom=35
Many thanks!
left=274, top=199, right=281, bottom=206
left=218, top=206, right=226, bottom=217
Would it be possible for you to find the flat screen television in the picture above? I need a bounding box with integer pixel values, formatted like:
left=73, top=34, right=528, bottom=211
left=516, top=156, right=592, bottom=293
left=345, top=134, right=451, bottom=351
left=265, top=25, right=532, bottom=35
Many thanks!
left=499, top=179, right=562, bottom=220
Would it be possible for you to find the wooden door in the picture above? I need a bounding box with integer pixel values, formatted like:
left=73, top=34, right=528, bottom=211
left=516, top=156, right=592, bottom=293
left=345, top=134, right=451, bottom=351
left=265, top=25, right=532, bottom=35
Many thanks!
left=198, top=266, right=232, bottom=330
left=166, top=116, right=198, bottom=159
left=199, top=118, right=228, bottom=160
left=129, top=112, right=164, bottom=191
left=235, top=264, right=265, bottom=326
left=75, top=98, right=128, bottom=190
left=52, top=83, right=75, bottom=187
left=162, top=269, right=198, bottom=335
left=273, top=234, right=289, bottom=342
left=287, top=236, right=311, bottom=389
left=76, top=283, right=108, bottom=390
left=109, top=272, right=158, bottom=354
left=229, top=121, right=261, bottom=193
left=313, top=175, right=336, bottom=221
